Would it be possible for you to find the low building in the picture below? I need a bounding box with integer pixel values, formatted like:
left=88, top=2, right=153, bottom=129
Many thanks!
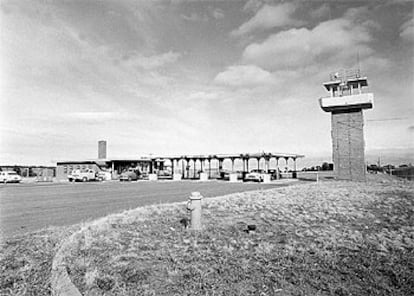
left=0, top=165, right=55, bottom=179
left=56, top=158, right=164, bottom=181
left=55, top=142, right=303, bottom=181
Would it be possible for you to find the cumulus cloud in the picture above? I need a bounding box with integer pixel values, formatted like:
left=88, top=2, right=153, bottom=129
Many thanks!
left=242, top=13, right=373, bottom=71
left=214, top=64, right=275, bottom=87
left=400, top=17, right=414, bottom=42
left=231, top=3, right=301, bottom=36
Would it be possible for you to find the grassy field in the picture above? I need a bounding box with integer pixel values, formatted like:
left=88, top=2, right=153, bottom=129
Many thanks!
left=1, top=175, right=413, bottom=295
left=60, top=175, right=413, bottom=296
left=0, top=226, right=79, bottom=295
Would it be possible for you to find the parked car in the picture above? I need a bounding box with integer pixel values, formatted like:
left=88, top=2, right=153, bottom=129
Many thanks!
left=244, top=169, right=266, bottom=182
left=68, top=169, right=97, bottom=182
left=0, top=171, right=22, bottom=183
left=119, top=168, right=141, bottom=181
left=267, top=169, right=281, bottom=180
left=157, top=170, right=172, bottom=179
left=97, top=171, right=112, bottom=181
left=219, top=170, right=231, bottom=180
left=219, top=170, right=244, bottom=180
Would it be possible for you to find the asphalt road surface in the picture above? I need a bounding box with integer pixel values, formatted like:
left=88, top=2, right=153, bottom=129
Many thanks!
left=0, top=180, right=292, bottom=239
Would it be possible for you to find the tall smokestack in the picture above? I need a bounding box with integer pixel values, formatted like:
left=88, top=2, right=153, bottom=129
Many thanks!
left=98, top=140, right=107, bottom=159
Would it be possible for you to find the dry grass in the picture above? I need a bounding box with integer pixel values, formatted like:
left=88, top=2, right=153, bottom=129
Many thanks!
left=61, top=175, right=414, bottom=295
left=0, top=226, right=79, bottom=295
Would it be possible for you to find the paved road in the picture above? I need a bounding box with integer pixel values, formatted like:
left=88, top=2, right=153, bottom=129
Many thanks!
left=0, top=180, right=292, bottom=239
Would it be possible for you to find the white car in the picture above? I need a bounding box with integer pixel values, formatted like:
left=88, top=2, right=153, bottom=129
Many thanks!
left=244, top=169, right=266, bottom=182
left=0, top=171, right=22, bottom=183
left=68, top=169, right=97, bottom=182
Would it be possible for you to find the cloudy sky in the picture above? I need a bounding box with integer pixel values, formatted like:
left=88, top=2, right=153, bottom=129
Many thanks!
left=1, top=0, right=413, bottom=165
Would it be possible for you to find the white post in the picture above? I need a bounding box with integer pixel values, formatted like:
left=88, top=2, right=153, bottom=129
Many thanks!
left=187, top=192, right=202, bottom=231
left=229, top=173, right=238, bottom=182
left=199, top=172, right=208, bottom=181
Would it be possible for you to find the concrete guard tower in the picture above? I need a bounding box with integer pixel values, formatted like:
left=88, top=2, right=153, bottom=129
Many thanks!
left=319, top=69, right=374, bottom=181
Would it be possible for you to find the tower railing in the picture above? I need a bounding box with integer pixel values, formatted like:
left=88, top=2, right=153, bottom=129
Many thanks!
left=329, top=69, right=362, bottom=82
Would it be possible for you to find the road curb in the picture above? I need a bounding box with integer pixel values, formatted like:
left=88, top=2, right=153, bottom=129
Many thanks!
left=51, top=230, right=82, bottom=296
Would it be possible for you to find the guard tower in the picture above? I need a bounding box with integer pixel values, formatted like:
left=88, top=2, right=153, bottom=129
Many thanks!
left=319, top=69, right=374, bottom=181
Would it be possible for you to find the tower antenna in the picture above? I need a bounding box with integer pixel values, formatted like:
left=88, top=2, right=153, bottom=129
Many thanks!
left=357, top=51, right=360, bottom=73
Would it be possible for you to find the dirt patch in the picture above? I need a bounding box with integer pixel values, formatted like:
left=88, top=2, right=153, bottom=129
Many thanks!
left=62, top=177, right=414, bottom=295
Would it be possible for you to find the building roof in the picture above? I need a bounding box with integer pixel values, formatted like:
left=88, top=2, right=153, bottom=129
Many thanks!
left=56, top=152, right=304, bottom=165
left=155, top=152, right=304, bottom=160
left=56, top=158, right=152, bottom=165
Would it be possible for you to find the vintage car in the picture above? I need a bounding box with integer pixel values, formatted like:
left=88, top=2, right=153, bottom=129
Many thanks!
left=68, top=169, right=97, bottom=182
left=219, top=170, right=231, bottom=180
left=97, top=171, right=112, bottom=181
left=244, top=169, right=266, bottom=182
left=0, top=171, right=22, bottom=183
left=267, top=169, right=281, bottom=180
left=119, top=168, right=141, bottom=181
left=219, top=170, right=243, bottom=180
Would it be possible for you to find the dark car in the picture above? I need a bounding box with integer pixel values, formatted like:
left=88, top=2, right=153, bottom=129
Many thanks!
left=267, top=169, right=281, bottom=180
left=219, top=170, right=243, bottom=180
left=219, top=170, right=231, bottom=180
left=119, top=168, right=141, bottom=181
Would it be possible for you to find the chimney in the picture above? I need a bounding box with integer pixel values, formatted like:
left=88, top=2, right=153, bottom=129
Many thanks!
left=98, top=140, right=107, bottom=159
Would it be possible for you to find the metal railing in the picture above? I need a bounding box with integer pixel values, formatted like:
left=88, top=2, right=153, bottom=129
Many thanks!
left=329, top=69, right=362, bottom=81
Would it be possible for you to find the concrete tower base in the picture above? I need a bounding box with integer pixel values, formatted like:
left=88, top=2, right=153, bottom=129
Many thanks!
left=331, top=109, right=366, bottom=181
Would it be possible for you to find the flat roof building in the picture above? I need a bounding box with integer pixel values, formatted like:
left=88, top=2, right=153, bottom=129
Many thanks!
left=56, top=151, right=304, bottom=181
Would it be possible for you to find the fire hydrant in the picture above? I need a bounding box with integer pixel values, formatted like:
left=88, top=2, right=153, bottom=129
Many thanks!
left=186, top=192, right=203, bottom=230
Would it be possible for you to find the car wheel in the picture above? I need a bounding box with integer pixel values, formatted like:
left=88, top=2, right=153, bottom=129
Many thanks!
left=82, top=177, right=87, bottom=182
